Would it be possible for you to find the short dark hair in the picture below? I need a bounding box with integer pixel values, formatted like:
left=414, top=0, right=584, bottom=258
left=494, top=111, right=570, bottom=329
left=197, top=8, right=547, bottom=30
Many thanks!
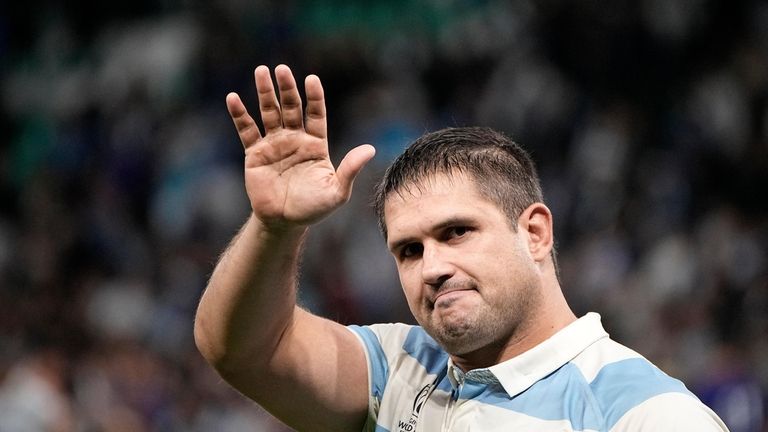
left=373, top=126, right=545, bottom=238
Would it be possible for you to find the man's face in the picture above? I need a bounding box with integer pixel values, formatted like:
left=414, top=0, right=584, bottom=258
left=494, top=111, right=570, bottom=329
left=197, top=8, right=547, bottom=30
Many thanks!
left=384, top=172, right=543, bottom=356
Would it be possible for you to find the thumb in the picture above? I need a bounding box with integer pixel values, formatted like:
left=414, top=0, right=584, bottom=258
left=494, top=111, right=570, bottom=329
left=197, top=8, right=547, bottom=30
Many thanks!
left=336, top=144, right=376, bottom=197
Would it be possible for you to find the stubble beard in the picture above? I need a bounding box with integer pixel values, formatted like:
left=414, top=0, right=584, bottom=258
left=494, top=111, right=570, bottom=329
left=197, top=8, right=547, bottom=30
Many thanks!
left=421, top=279, right=541, bottom=356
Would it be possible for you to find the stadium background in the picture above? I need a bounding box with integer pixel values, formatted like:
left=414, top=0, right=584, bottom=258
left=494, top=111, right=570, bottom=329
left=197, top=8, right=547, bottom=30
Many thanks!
left=1, top=0, right=766, bottom=430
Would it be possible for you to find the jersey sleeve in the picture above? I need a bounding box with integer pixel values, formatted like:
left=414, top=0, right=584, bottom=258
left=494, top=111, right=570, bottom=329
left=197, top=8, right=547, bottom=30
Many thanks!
left=347, top=323, right=414, bottom=430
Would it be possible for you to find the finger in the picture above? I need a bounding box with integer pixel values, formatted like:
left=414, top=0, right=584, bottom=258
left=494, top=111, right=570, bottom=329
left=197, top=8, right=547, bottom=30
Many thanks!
left=304, top=74, right=327, bottom=139
left=274, top=64, right=303, bottom=130
left=254, top=65, right=282, bottom=133
left=336, top=144, right=376, bottom=198
left=226, top=92, right=262, bottom=149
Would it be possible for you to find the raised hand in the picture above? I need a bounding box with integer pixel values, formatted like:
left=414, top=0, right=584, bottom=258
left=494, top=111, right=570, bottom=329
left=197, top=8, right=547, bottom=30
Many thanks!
left=226, top=65, right=375, bottom=229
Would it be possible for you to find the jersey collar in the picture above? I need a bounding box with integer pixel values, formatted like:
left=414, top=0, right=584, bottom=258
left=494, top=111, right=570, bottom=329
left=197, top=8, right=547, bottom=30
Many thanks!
left=447, top=312, right=609, bottom=397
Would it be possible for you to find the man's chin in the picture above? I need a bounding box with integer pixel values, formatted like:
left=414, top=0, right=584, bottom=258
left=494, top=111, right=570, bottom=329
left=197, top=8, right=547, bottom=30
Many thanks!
left=429, top=319, right=482, bottom=355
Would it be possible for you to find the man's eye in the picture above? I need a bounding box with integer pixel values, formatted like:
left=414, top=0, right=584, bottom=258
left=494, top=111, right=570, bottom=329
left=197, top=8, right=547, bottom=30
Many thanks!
left=448, top=226, right=469, bottom=238
left=401, top=243, right=423, bottom=258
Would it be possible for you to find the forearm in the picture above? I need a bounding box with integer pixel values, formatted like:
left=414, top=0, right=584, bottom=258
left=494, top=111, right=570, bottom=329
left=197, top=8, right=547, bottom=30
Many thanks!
left=194, top=214, right=308, bottom=373
left=194, top=66, right=374, bottom=430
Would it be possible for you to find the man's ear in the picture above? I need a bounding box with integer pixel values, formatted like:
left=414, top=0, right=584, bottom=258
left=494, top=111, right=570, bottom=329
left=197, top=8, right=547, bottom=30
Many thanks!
left=517, top=203, right=554, bottom=262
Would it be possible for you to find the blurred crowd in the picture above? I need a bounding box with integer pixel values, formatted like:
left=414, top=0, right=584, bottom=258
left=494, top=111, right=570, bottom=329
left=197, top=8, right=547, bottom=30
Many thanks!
left=1, top=0, right=767, bottom=430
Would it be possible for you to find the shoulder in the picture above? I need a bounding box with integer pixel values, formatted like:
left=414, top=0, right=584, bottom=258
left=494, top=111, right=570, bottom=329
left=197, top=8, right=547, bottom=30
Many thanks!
left=347, top=322, right=415, bottom=357
left=347, top=323, right=448, bottom=373
left=571, top=337, right=727, bottom=431
left=610, top=393, right=730, bottom=431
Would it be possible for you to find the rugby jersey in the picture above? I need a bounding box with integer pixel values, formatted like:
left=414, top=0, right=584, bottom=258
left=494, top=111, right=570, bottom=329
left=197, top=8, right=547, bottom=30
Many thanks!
left=348, top=313, right=728, bottom=432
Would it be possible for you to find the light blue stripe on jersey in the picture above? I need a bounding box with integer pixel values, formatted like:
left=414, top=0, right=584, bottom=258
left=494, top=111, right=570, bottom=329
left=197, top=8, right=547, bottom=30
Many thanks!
left=349, top=325, right=389, bottom=400
left=465, top=358, right=692, bottom=430
left=591, top=357, right=693, bottom=430
left=402, top=326, right=452, bottom=392
left=468, top=363, right=603, bottom=430
left=402, top=326, right=448, bottom=374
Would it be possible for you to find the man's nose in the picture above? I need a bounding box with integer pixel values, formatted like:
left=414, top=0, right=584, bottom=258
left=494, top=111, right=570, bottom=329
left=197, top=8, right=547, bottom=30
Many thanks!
left=421, top=243, right=454, bottom=287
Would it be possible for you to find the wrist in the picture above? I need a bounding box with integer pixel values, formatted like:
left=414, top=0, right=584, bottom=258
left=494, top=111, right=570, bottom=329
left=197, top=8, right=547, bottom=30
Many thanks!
left=247, top=213, right=309, bottom=240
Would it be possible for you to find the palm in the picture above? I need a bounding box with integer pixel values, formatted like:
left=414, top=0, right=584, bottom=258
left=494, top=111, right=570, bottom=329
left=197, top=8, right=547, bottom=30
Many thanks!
left=244, top=131, right=340, bottom=225
left=228, top=65, right=374, bottom=228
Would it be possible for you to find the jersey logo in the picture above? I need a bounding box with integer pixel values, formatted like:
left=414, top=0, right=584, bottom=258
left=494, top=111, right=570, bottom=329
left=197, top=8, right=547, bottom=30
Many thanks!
left=397, top=382, right=432, bottom=432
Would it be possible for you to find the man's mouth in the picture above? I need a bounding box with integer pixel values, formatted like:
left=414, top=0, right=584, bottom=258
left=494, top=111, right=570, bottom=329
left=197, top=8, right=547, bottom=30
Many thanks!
left=431, top=281, right=477, bottom=307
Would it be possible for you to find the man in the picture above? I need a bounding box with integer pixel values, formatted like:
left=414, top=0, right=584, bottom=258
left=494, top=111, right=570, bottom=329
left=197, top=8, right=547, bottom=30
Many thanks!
left=194, top=64, right=729, bottom=431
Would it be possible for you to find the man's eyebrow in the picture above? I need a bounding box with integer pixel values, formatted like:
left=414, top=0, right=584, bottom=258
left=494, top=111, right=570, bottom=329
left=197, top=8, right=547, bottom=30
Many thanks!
left=432, top=216, right=475, bottom=232
left=387, top=236, right=416, bottom=254
left=387, top=216, right=476, bottom=253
